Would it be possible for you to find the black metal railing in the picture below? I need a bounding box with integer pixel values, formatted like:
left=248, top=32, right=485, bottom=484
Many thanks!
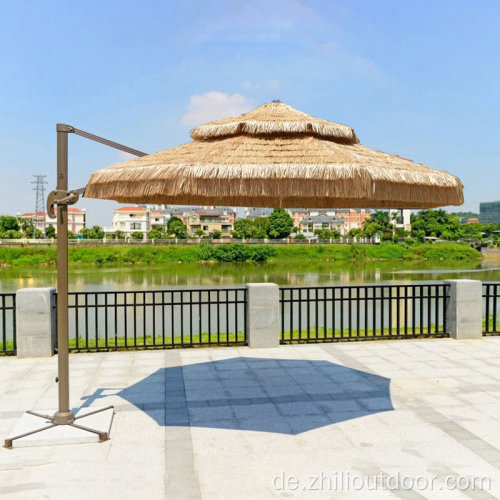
left=66, top=288, right=247, bottom=352
left=483, top=283, right=500, bottom=335
left=280, top=284, right=449, bottom=343
left=0, top=293, right=16, bottom=354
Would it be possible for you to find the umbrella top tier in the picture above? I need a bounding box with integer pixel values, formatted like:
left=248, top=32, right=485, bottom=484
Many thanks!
left=85, top=101, right=463, bottom=209
left=190, top=101, right=359, bottom=143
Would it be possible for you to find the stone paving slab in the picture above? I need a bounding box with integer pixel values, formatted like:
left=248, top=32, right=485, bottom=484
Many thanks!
left=0, top=338, right=499, bottom=498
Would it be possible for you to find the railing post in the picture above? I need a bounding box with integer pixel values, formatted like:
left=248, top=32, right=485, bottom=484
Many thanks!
left=246, top=283, right=280, bottom=348
left=16, top=288, right=56, bottom=357
left=444, top=280, right=482, bottom=340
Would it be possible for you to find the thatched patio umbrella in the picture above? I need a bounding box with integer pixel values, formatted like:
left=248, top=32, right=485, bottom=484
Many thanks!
left=4, top=101, right=463, bottom=448
left=84, top=101, right=463, bottom=208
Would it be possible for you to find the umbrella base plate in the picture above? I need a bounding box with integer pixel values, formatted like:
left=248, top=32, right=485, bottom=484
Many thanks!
left=4, top=406, right=114, bottom=448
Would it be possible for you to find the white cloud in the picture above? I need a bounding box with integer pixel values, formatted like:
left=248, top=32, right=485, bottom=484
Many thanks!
left=242, top=79, right=281, bottom=91
left=181, top=92, right=254, bottom=127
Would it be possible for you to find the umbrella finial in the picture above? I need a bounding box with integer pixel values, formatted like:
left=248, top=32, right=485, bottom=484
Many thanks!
left=272, top=99, right=281, bottom=103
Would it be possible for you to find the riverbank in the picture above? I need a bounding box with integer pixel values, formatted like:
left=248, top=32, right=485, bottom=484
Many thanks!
left=0, top=242, right=481, bottom=268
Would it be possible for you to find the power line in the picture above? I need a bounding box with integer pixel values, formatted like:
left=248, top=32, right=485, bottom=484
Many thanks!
left=31, top=175, right=48, bottom=238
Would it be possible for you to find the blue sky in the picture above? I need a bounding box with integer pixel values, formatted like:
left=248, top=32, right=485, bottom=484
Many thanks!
left=1, top=0, right=499, bottom=226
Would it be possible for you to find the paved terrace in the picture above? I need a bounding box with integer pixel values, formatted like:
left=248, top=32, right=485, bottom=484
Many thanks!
left=1, top=338, right=500, bottom=499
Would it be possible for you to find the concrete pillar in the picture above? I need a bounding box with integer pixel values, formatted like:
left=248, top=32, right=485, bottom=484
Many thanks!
left=445, top=280, right=482, bottom=340
left=246, top=283, right=280, bottom=348
left=16, top=288, right=56, bottom=357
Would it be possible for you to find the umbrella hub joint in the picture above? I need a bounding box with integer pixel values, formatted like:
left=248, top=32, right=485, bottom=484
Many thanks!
left=52, top=410, right=75, bottom=425
left=47, top=187, right=86, bottom=218
left=56, top=123, right=75, bottom=133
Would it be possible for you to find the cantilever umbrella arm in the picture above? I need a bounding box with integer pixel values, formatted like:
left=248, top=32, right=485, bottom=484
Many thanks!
left=4, top=124, right=147, bottom=449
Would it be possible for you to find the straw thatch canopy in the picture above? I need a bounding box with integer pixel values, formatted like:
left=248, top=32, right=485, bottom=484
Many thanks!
left=84, top=101, right=463, bottom=209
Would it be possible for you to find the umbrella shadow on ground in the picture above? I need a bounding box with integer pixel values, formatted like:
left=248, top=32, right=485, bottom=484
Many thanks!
left=82, top=357, right=394, bottom=435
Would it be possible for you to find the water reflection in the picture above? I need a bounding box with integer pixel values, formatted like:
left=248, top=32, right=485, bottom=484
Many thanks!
left=0, top=256, right=498, bottom=293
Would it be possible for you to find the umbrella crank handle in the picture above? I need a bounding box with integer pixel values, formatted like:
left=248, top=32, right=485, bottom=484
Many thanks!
left=47, top=187, right=86, bottom=218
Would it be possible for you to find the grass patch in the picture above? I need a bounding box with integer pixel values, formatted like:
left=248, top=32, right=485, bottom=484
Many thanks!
left=281, top=325, right=448, bottom=342
left=67, top=332, right=247, bottom=351
left=273, top=241, right=481, bottom=262
left=0, top=241, right=481, bottom=268
left=0, top=340, right=15, bottom=354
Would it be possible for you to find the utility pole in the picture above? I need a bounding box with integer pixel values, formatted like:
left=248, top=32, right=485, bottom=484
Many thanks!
left=31, top=175, right=48, bottom=238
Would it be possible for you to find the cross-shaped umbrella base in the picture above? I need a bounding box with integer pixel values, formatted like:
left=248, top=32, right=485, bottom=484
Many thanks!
left=4, top=406, right=114, bottom=449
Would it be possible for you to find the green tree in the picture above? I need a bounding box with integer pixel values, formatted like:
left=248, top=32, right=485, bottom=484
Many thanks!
left=411, top=210, right=461, bottom=240
left=45, top=225, right=56, bottom=238
left=131, top=231, right=144, bottom=240
left=369, top=211, right=391, bottom=228
left=115, top=229, right=125, bottom=239
left=268, top=209, right=293, bottom=239
left=18, top=217, right=34, bottom=237
left=167, top=216, right=183, bottom=232
left=0, top=216, right=19, bottom=232
left=347, top=227, right=363, bottom=238
left=211, top=230, right=222, bottom=239
left=449, top=211, right=480, bottom=223
left=314, top=229, right=335, bottom=240
left=0, top=229, right=23, bottom=239
left=231, top=219, right=254, bottom=239
left=148, top=228, right=166, bottom=239
left=460, top=222, right=483, bottom=240
left=253, top=217, right=270, bottom=238
left=362, top=222, right=380, bottom=238
left=79, top=225, right=104, bottom=239
left=168, top=218, right=187, bottom=239
left=193, top=228, right=205, bottom=238
left=360, top=211, right=394, bottom=241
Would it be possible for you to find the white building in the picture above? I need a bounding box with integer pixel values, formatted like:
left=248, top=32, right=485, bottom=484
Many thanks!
left=390, top=209, right=412, bottom=232
left=111, top=206, right=150, bottom=238
left=17, top=208, right=86, bottom=235
left=299, top=215, right=344, bottom=236
left=150, top=211, right=169, bottom=229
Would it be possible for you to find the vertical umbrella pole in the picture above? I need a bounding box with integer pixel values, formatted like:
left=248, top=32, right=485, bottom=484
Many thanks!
left=53, top=125, right=74, bottom=424
left=2, top=124, right=144, bottom=448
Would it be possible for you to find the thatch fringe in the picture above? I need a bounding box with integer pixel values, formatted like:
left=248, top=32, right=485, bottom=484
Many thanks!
left=85, top=162, right=463, bottom=209
left=191, top=120, right=359, bottom=143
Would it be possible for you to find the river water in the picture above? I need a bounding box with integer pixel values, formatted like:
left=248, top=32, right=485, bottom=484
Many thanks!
left=1, top=255, right=500, bottom=292
left=2, top=256, right=499, bottom=344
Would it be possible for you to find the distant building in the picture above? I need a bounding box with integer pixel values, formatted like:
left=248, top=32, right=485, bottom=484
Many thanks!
left=299, top=215, right=344, bottom=235
left=111, top=206, right=150, bottom=238
left=480, top=201, right=500, bottom=224
left=389, top=209, right=412, bottom=232
left=244, top=207, right=371, bottom=235
left=336, top=209, right=372, bottom=234
left=185, top=208, right=236, bottom=237
left=17, top=208, right=86, bottom=235
left=287, top=209, right=309, bottom=228
left=245, top=207, right=273, bottom=220
left=108, top=205, right=236, bottom=238
left=149, top=211, right=169, bottom=229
